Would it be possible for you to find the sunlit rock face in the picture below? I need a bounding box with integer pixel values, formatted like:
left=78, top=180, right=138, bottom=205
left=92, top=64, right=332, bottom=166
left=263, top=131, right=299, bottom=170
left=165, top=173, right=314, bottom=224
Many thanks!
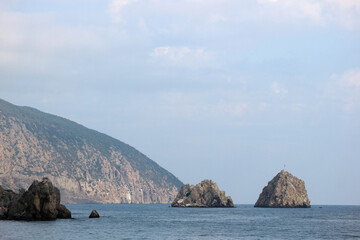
left=255, top=170, right=311, bottom=208
left=172, top=179, right=234, bottom=208
left=0, top=98, right=183, bottom=204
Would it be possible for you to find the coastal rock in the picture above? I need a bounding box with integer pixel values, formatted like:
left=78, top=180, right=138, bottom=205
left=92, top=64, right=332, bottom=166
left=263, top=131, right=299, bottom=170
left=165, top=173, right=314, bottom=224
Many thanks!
left=0, top=178, right=72, bottom=220
left=89, top=210, right=100, bottom=218
left=171, top=180, right=234, bottom=208
left=0, top=186, right=17, bottom=219
left=57, top=204, right=72, bottom=219
left=254, top=170, right=311, bottom=208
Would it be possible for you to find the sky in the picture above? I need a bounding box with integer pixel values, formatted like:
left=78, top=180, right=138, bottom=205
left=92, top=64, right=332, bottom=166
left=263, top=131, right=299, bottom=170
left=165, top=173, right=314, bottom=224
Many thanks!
left=0, top=0, right=359, bottom=205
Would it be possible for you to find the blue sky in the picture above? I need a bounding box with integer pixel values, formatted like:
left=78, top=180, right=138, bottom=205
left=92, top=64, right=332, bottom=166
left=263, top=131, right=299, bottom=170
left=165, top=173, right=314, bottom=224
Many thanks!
left=0, top=0, right=359, bottom=204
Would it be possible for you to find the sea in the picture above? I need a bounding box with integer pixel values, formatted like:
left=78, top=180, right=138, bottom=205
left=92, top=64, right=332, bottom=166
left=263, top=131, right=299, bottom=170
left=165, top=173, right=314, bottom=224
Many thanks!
left=0, top=204, right=359, bottom=239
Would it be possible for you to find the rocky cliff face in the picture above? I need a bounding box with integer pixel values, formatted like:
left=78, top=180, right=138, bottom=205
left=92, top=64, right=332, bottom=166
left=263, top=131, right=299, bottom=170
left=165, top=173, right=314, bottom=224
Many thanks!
left=254, top=170, right=311, bottom=208
left=0, top=99, right=183, bottom=203
left=1, top=178, right=71, bottom=220
left=171, top=180, right=234, bottom=207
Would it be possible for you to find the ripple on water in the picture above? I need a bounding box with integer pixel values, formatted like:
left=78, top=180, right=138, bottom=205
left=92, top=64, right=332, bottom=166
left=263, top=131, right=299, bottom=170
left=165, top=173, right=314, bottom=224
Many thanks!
left=0, top=204, right=359, bottom=240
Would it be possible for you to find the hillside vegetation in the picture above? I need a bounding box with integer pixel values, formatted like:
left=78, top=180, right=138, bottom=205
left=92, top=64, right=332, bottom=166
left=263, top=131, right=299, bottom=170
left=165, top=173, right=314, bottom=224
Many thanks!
left=0, top=98, right=183, bottom=203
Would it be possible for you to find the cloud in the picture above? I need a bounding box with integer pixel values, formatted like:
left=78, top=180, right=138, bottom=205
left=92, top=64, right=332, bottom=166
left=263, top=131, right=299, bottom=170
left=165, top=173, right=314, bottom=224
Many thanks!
left=150, top=46, right=211, bottom=66
left=340, top=68, right=360, bottom=89
left=258, top=0, right=360, bottom=29
left=109, top=0, right=138, bottom=23
left=338, top=68, right=360, bottom=113
left=326, top=0, right=360, bottom=11
left=0, top=4, right=102, bottom=69
left=105, top=0, right=360, bottom=32
left=258, top=0, right=324, bottom=24
left=330, top=68, right=360, bottom=113
left=176, top=102, right=247, bottom=120
left=160, top=91, right=248, bottom=121
left=271, top=82, right=288, bottom=95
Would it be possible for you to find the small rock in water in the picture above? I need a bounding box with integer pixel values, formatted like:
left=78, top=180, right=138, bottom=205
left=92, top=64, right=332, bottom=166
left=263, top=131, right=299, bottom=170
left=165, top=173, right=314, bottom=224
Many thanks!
left=89, top=210, right=100, bottom=218
left=57, top=204, right=72, bottom=219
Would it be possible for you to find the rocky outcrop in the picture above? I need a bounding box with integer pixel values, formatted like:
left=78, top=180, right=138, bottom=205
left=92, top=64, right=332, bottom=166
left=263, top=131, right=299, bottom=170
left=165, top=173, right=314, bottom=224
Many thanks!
left=0, top=98, right=183, bottom=204
left=57, top=204, right=72, bottom=219
left=0, top=186, right=17, bottom=219
left=0, top=178, right=72, bottom=220
left=255, top=170, right=311, bottom=208
left=171, top=180, right=234, bottom=208
left=89, top=210, right=100, bottom=218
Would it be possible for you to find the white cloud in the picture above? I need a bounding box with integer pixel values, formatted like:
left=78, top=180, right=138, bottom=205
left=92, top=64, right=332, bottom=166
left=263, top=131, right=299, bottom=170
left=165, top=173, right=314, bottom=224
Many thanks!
left=340, top=68, right=360, bottom=89
left=150, top=46, right=211, bottom=66
left=326, top=0, right=360, bottom=11
left=330, top=68, right=360, bottom=113
left=258, top=0, right=324, bottom=24
left=109, top=0, right=138, bottom=23
left=176, top=102, right=247, bottom=119
left=106, top=0, right=360, bottom=30
left=271, top=82, right=288, bottom=95
left=151, top=46, right=190, bottom=60
left=161, top=91, right=248, bottom=120
left=258, top=0, right=360, bottom=29
left=0, top=6, right=102, bottom=68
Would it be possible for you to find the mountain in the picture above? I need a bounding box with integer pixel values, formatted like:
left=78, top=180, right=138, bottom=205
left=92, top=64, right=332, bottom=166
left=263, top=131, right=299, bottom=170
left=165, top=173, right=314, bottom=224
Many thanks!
left=0, top=98, right=183, bottom=203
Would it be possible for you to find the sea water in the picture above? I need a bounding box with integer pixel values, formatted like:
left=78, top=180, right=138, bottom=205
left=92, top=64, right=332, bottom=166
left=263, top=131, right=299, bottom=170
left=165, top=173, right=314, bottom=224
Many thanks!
left=0, top=204, right=359, bottom=239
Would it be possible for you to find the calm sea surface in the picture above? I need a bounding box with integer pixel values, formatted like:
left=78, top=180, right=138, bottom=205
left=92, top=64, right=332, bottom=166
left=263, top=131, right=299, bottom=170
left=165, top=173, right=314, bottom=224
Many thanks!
left=0, top=204, right=359, bottom=239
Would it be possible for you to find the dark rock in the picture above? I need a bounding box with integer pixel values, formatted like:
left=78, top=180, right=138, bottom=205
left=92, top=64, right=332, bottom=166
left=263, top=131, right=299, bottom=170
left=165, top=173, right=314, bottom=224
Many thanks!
left=89, top=210, right=100, bottom=218
left=57, top=204, right=72, bottom=219
left=7, top=178, right=59, bottom=220
left=0, top=186, right=17, bottom=219
left=254, top=170, right=311, bottom=208
left=0, top=178, right=72, bottom=220
left=171, top=180, right=234, bottom=208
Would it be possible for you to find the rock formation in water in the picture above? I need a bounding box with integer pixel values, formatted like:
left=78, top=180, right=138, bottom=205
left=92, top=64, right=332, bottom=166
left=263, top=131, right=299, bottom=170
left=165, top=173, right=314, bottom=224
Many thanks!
left=57, top=204, right=72, bottom=219
left=0, top=186, right=17, bottom=219
left=89, top=210, right=100, bottom=218
left=171, top=180, right=234, bottom=208
left=254, top=170, right=311, bottom=208
left=0, top=178, right=71, bottom=220
left=0, top=98, right=183, bottom=204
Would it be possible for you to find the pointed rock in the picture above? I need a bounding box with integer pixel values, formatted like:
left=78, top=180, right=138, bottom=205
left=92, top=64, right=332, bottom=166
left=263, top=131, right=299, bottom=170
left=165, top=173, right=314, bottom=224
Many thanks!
left=171, top=180, right=234, bottom=208
left=255, top=170, right=311, bottom=208
left=89, top=210, right=100, bottom=218
left=57, top=204, right=72, bottom=219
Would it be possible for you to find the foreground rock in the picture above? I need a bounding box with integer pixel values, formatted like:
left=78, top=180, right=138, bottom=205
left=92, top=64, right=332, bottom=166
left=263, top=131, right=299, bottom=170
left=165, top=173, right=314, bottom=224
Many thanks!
left=89, top=210, right=100, bottom=218
left=0, top=178, right=72, bottom=220
left=171, top=180, right=234, bottom=208
left=255, top=170, right=311, bottom=208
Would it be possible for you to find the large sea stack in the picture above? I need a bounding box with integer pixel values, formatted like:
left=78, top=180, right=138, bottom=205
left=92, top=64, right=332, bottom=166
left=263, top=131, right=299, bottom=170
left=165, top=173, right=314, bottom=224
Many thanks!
left=0, top=178, right=71, bottom=220
left=171, top=180, right=234, bottom=208
left=0, top=98, right=183, bottom=204
left=255, top=170, right=311, bottom=208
